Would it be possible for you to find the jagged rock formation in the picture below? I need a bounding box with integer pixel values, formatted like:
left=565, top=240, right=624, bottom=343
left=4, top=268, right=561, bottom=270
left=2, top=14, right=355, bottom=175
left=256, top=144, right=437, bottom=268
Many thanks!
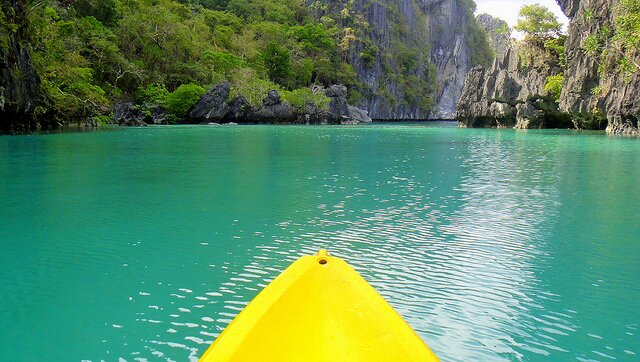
left=182, top=82, right=371, bottom=125
left=113, top=102, right=169, bottom=126
left=190, top=82, right=231, bottom=121
left=476, top=13, right=511, bottom=57
left=558, top=0, right=639, bottom=134
left=457, top=45, right=571, bottom=129
left=457, top=0, right=640, bottom=134
left=310, top=0, right=484, bottom=120
left=0, top=0, right=40, bottom=132
left=326, top=85, right=350, bottom=118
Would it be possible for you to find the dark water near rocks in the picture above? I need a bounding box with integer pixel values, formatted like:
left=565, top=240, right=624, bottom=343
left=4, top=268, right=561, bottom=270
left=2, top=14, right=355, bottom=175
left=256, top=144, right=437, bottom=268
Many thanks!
left=1, top=123, right=638, bottom=361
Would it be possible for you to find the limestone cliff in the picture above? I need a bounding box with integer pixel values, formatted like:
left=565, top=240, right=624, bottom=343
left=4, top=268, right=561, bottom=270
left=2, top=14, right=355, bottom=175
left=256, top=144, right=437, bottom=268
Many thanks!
left=457, top=0, right=639, bottom=134
left=310, top=0, right=486, bottom=120
left=558, top=0, right=640, bottom=134
left=425, top=0, right=472, bottom=119
left=0, top=0, right=41, bottom=132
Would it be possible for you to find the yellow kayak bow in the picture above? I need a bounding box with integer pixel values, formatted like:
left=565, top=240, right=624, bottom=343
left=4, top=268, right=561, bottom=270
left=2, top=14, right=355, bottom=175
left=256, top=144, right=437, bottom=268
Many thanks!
left=200, top=250, right=439, bottom=361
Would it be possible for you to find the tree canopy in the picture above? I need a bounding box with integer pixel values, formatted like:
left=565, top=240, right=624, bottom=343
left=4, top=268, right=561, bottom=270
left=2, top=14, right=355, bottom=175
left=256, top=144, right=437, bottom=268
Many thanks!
left=514, top=4, right=562, bottom=39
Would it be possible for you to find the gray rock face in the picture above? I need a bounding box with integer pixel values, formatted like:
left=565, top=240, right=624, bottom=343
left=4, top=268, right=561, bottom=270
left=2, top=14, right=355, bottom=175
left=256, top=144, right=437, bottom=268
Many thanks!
left=348, top=106, right=373, bottom=123
left=557, top=0, right=640, bottom=134
left=476, top=13, right=511, bottom=57
left=425, top=0, right=473, bottom=119
left=556, top=0, right=581, bottom=18
left=326, top=85, right=350, bottom=117
left=457, top=46, right=570, bottom=129
left=225, top=96, right=251, bottom=121
left=113, top=102, right=169, bottom=126
left=515, top=102, right=545, bottom=129
left=146, top=105, right=169, bottom=125
left=0, top=0, right=41, bottom=132
left=262, top=90, right=281, bottom=107
left=113, top=102, right=147, bottom=126
left=189, top=81, right=231, bottom=121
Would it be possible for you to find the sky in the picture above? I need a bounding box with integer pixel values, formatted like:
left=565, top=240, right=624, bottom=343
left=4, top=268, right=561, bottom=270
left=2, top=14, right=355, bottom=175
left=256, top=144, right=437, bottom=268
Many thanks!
left=475, top=0, right=569, bottom=38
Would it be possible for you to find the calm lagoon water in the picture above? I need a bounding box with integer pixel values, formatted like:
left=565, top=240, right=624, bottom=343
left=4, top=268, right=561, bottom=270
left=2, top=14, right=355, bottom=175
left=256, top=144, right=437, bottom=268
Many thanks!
left=1, top=123, right=639, bottom=361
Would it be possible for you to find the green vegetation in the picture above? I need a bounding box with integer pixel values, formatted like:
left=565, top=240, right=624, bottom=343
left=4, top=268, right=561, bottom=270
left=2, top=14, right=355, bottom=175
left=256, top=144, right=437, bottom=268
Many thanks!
left=611, top=0, right=640, bottom=76
left=461, top=0, right=494, bottom=67
left=163, top=84, right=206, bottom=117
left=22, top=0, right=359, bottom=120
left=513, top=4, right=565, bottom=72
left=514, top=4, right=562, bottom=39
left=5, top=0, right=497, bottom=122
left=281, top=88, right=330, bottom=110
left=544, top=35, right=567, bottom=67
left=544, top=74, right=564, bottom=101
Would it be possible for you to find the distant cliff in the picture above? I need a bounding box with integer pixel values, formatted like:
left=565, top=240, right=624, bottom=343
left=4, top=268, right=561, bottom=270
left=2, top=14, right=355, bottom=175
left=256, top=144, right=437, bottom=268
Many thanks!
left=426, top=0, right=488, bottom=119
left=0, top=0, right=40, bottom=132
left=310, top=0, right=491, bottom=120
left=476, top=13, right=511, bottom=57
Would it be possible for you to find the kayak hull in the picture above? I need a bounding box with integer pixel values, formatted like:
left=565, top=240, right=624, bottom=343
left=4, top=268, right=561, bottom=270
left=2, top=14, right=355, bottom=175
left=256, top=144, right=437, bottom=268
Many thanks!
left=200, top=250, right=438, bottom=361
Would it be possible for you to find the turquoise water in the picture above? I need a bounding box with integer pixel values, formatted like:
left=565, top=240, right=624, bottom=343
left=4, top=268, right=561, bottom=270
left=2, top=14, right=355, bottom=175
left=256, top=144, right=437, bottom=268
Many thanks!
left=1, top=123, right=639, bottom=361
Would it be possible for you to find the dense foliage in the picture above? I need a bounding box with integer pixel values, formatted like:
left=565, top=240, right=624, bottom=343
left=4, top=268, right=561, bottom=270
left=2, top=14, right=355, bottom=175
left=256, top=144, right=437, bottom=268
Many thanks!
left=510, top=4, right=565, bottom=101
left=544, top=74, right=564, bottom=101
left=24, top=0, right=358, bottom=120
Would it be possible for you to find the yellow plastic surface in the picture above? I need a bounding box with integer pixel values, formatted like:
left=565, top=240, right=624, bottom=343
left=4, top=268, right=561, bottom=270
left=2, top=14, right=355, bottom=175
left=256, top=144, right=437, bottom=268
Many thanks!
left=200, top=250, right=439, bottom=361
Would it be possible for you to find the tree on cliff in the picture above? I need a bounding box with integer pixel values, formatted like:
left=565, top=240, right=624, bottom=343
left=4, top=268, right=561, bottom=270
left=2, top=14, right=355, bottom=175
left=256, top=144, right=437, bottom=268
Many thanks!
left=514, top=4, right=561, bottom=40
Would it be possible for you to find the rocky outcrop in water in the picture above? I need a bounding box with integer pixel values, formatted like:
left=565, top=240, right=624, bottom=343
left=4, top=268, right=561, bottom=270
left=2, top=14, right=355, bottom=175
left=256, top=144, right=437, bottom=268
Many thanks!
left=113, top=102, right=169, bottom=126
left=190, top=82, right=231, bottom=121
left=457, top=44, right=571, bottom=129
left=326, top=85, right=350, bottom=118
left=0, top=0, right=41, bottom=132
left=185, top=83, right=371, bottom=125
left=557, top=0, right=639, bottom=134
left=249, top=90, right=297, bottom=123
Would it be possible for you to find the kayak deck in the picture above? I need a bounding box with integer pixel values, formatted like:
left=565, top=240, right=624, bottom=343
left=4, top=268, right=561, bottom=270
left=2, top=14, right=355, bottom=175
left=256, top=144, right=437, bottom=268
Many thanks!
left=200, top=250, right=438, bottom=361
